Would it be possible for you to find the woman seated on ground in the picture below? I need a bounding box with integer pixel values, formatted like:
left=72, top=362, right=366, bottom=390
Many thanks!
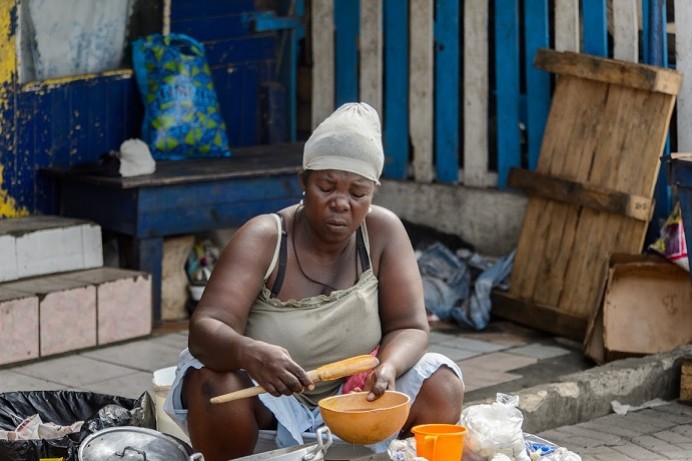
left=164, top=102, right=465, bottom=461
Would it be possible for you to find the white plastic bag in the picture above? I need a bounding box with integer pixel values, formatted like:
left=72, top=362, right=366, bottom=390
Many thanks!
left=460, top=393, right=530, bottom=461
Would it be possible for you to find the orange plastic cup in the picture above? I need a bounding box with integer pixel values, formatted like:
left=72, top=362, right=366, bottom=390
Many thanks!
left=411, top=423, right=466, bottom=461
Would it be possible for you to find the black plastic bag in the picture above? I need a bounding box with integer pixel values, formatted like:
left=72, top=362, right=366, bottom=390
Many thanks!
left=0, top=390, right=155, bottom=461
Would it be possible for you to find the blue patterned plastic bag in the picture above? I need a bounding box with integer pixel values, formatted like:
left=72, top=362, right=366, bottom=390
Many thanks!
left=132, top=33, right=231, bottom=160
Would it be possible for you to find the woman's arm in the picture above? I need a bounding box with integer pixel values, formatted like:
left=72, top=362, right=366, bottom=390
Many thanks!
left=365, top=206, right=430, bottom=398
left=187, top=213, right=313, bottom=396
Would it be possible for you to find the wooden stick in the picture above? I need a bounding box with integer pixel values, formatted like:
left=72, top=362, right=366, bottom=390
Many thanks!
left=210, top=354, right=379, bottom=404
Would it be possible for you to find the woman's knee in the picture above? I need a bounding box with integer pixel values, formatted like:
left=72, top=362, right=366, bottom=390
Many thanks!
left=408, top=366, right=464, bottom=428
left=183, top=368, right=262, bottom=460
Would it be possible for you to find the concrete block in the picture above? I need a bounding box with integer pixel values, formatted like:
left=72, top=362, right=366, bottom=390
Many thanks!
left=0, top=235, right=17, bottom=282
left=0, top=288, right=39, bottom=366
left=82, top=223, right=104, bottom=268
left=60, top=268, right=152, bottom=345
left=162, top=235, right=194, bottom=321
left=4, top=275, right=97, bottom=357
left=0, top=216, right=103, bottom=282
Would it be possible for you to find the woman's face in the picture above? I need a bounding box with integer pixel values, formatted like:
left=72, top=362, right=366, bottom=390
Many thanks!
left=301, top=169, right=376, bottom=242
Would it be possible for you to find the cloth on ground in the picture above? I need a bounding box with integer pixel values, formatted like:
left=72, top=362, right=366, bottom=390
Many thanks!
left=418, top=242, right=515, bottom=331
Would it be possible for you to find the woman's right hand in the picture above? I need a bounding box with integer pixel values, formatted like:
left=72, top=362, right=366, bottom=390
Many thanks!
left=242, top=340, right=314, bottom=397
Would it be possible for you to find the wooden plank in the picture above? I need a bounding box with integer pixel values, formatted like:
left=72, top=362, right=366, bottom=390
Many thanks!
left=612, top=0, right=639, bottom=62
left=434, top=0, right=459, bottom=184
left=311, top=0, right=335, bottom=128
left=491, top=291, right=587, bottom=341
left=682, top=359, right=692, bottom=404
left=383, top=0, right=408, bottom=180
left=554, top=0, right=579, bottom=52
left=508, top=168, right=654, bottom=221
left=334, top=0, right=359, bottom=106
left=507, top=48, right=680, bottom=334
left=359, top=0, right=383, bottom=117
left=675, top=0, right=692, bottom=152
left=494, top=0, right=521, bottom=188
left=564, top=87, right=674, bottom=315
left=523, top=0, right=550, bottom=170
left=534, top=49, right=682, bottom=95
left=582, top=0, right=608, bottom=56
left=409, top=0, right=434, bottom=182
left=463, top=1, right=491, bottom=187
left=561, top=85, right=676, bottom=316
left=43, top=143, right=305, bottom=188
left=511, top=77, right=608, bottom=308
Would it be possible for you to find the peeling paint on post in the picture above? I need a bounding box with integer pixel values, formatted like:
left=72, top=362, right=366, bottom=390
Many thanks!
left=0, top=0, right=27, bottom=218
left=0, top=166, right=27, bottom=218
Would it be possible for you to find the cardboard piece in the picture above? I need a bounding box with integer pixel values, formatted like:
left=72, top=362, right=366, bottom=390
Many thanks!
left=584, top=253, right=692, bottom=364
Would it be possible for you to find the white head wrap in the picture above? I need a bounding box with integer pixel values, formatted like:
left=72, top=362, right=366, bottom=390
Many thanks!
left=303, top=102, right=384, bottom=185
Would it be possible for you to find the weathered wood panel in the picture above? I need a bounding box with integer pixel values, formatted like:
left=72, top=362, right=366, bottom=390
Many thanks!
left=494, top=0, right=520, bottom=188
left=434, top=0, right=459, bottom=184
left=359, top=0, right=382, bottom=116
left=382, top=0, right=408, bottom=180
left=463, top=1, right=489, bottom=187
left=554, top=0, right=579, bottom=52
left=504, top=50, right=680, bottom=339
left=409, top=0, right=434, bottom=183
left=612, top=0, right=639, bottom=62
left=311, top=0, right=335, bottom=128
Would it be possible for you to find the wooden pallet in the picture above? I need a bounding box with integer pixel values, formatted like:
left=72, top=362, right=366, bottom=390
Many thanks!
left=492, top=49, right=682, bottom=341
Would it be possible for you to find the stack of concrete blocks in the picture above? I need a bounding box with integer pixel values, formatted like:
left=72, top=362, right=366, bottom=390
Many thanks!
left=0, top=216, right=152, bottom=366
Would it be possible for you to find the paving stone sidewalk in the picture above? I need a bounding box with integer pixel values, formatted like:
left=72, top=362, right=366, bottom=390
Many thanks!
left=536, top=401, right=692, bottom=461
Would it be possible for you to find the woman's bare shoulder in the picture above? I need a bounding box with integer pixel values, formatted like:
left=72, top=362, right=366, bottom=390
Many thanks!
left=365, top=205, right=412, bottom=256
left=219, top=213, right=283, bottom=260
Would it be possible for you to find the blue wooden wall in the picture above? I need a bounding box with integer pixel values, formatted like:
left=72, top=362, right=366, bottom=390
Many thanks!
left=1, top=0, right=286, bottom=216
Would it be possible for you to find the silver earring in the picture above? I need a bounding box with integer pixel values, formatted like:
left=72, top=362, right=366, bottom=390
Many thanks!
left=300, top=191, right=305, bottom=206
left=368, top=206, right=373, bottom=213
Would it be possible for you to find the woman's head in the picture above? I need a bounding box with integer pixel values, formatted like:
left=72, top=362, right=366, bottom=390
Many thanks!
left=302, top=102, right=384, bottom=185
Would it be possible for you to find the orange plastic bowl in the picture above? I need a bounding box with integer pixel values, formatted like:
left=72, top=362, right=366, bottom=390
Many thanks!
left=318, top=391, right=411, bottom=445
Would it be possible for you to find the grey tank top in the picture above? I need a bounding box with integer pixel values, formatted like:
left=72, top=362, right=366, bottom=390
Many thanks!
left=244, top=214, right=381, bottom=407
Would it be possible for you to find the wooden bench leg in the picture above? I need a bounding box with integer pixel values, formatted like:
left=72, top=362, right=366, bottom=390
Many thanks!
left=131, top=237, right=164, bottom=328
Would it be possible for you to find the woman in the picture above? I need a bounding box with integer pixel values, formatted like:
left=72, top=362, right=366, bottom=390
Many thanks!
left=164, top=102, right=465, bottom=461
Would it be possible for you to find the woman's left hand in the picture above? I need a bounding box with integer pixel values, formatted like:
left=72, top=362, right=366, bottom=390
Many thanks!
left=362, top=362, right=397, bottom=401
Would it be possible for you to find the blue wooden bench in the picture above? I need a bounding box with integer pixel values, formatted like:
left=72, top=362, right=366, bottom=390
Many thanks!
left=43, top=142, right=304, bottom=326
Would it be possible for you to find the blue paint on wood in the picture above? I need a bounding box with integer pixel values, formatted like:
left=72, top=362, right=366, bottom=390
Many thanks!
left=383, top=0, right=408, bottom=180
left=15, top=91, right=37, bottom=211
left=250, top=12, right=303, bottom=33
left=647, top=0, right=672, bottom=238
left=581, top=0, right=608, bottom=56
left=69, top=80, right=91, bottom=165
left=173, top=14, right=255, bottom=41
left=87, top=77, right=109, bottom=159
left=434, top=0, right=459, bottom=184
left=523, top=0, right=550, bottom=170
left=171, top=0, right=258, bottom=21
left=334, top=0, right=359, bottom=105
left=49, top=86, right=72, bottom=165
left=202, top=35, right=278, bottom=66
left=494, top=0, right=521, bottom=188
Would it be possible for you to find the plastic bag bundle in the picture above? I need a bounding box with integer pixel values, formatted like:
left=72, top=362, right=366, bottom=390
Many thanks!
left=460, top=393, right=530, bottom=461
left=649, top=202, right=689, bottom=271
left=132, top=33, right=231, bottom=160
left=0, top=391, right=154, bottom=461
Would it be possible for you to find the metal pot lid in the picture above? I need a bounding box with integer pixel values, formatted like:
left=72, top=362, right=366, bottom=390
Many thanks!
left=78, top=426, right=196, bottom=461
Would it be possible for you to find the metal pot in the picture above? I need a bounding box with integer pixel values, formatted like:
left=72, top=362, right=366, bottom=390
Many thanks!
left=78, top=426, right=204, bottom=461
left=234, top=426, right=333, bottom=461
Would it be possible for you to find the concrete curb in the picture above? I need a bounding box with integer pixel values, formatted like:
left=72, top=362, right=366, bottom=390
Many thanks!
left=467, top=344, right=692, bottom=433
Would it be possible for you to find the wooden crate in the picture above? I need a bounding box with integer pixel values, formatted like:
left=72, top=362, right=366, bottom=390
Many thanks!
left=492, top=49, right=682, bottom=340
